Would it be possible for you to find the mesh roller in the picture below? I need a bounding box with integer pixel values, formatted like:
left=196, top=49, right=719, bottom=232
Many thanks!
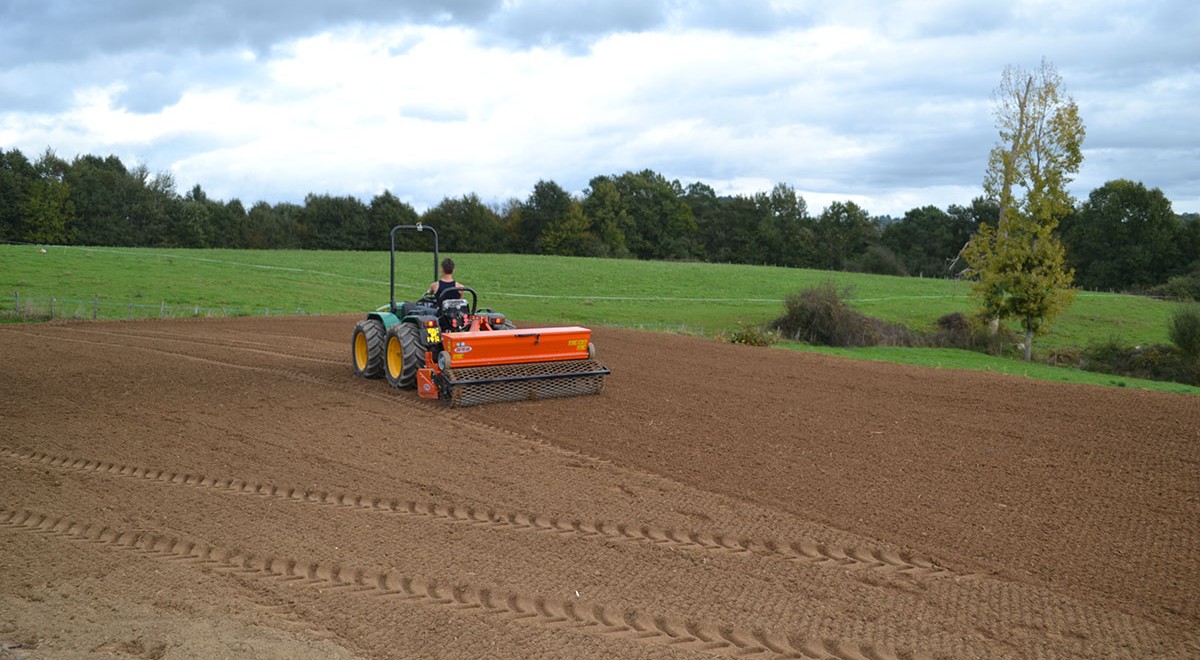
left=436, top=359, right=608, bottom=407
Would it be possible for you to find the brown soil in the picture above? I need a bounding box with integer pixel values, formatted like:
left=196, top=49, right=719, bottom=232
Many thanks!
left=1, top=315, right=1197, bottom=659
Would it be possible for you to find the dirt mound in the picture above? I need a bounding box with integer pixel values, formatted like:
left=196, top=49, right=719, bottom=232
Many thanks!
left=1, top=315, right=1197, bottom=659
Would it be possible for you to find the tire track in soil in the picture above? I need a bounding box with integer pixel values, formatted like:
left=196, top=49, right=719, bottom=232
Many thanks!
left=12, top=326, right=695, bottom=495
left=36, top=326, right=343, bottom=366
left=0, top=508, right=934, bottom=660
left=0, top=447, right=955, bottom=579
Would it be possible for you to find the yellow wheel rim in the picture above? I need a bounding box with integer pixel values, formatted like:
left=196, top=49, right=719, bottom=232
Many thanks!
left=354, top=332, right=368, bottom=370
left=387, top=335, right=404, bottom=378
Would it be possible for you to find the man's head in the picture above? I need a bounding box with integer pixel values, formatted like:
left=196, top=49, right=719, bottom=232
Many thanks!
left=441, top=258, right=455, bottom=275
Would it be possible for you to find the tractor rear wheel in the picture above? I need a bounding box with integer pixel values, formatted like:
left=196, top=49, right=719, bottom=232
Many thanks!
left=384, top=322, right=422, bottom=389
left=352, top=318, right=385, bottom=378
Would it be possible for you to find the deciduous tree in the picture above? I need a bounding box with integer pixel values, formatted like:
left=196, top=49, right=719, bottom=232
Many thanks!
left=964, top=60, right=1084, bottom=360
left=882, top=205, right=974, bottom=277
left=816, top=200, right=876, bottom=271
left=367, top=191, right=420, bottom=252
left=66, top=153, right=131, bottom=245
left=515, top=180, right=574, bottom=254
left=754, top=183, right=815, bottom=268
left=0, top=149, right=35, bottom=241
left=537, top=201, right=598, bottom=256
left=420, top=194, right=506, bottom=253
left=600, top=170, right=696, bottom=260
left=21, top=149, right=75, bottom=245
left=581, top=177, right=633, bottom=258
left=1062, top=179, right=1184, bottom=290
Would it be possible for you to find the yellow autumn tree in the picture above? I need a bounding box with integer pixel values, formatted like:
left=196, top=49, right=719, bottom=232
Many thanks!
left=964, top=59, right=1084, bottom=361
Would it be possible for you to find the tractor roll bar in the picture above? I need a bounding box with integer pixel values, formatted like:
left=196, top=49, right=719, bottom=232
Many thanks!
left=389, top=224, right=439, bottom=313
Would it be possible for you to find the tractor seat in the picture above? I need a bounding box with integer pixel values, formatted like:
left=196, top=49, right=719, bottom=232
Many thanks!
left=400, top=301, right=436, bottom=317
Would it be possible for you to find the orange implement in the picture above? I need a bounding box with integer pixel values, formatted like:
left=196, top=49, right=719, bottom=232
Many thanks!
left=440, top=326, right=593, bottom=369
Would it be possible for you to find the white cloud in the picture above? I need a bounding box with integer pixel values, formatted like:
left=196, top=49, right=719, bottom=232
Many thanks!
left=1, top=1, right=1197, bottom=216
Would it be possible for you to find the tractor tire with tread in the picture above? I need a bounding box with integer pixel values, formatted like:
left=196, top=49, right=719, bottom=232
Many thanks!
left=385, top=322, right=423, bottom=389
left=352, top=318, right=386, bottom=378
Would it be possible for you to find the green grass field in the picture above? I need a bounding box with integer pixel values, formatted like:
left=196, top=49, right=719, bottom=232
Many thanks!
left=3, top=243, right=1196, bottom=394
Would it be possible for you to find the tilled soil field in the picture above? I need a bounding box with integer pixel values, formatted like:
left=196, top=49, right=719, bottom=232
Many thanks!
left=1, top=315, right=1198, bottom=659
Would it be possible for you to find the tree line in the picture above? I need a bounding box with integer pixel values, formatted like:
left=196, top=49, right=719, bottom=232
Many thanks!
left=2, top=146, right=1197, bottom=296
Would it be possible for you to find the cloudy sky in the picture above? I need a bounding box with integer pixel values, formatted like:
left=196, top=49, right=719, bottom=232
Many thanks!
left=2, top=0, right=1196, bottom=216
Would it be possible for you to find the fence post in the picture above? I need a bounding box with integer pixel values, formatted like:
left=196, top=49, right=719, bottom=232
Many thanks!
left=13, top=290, right=18, bottom=317
left=128, top=299, right=133, bottom=320
left=93, top=295, right=99, bottom=321
left=50, top=297, right=56, bottom=319
left=160, top=301, right=165, bottom=318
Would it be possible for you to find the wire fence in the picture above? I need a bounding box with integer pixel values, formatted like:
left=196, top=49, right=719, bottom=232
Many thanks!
left=3, top=290, right=314, bottom=322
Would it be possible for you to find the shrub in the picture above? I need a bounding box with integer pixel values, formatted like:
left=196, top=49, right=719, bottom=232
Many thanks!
left=1080, top=337, right=1198, bottom=386
left=930, top=312, right=1018, bottom=356
left=1126, top=345, right=1195, bottom=384
left=1148, top=270, right=1200, bottom=301
left=1081, top=337, right=1134, bottom=375
left=721, top=322, right=778, bottom=347
left=771, top=282, right=919, bottom=347
left=1169, top=305, right=1200, bottom=360
left=935, top=311, right=971, bottom=334
left=1043, top=346, right=1082, bottom=367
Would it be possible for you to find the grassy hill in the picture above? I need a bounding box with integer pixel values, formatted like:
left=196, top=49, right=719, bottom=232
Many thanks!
left=3, top=243, right=1196, bottom=393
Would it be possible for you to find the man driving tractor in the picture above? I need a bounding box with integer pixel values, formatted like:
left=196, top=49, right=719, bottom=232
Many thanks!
left=427, top=258, right=463, bottom=301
